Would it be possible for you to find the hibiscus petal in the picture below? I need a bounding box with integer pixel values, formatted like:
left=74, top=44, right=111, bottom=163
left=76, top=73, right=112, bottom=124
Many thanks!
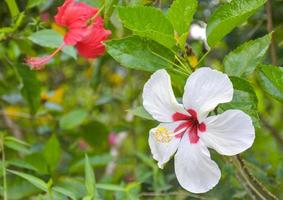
left=76, top=25, right=111, bottom=58
left=149, top=122, right=185, bottom=169
left=200, top=109, right=255, bottom=156
left=174, top=135, right=221, bottom=193
left=183, top=67, right=233, bottom=121
left=143, top=69, right=187, bottom=123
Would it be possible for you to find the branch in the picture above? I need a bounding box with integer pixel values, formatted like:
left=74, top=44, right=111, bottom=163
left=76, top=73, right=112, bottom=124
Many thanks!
left=233, top=155, right=278, bottom=200
left=260, top=116, right=283, bottom=147
left=139, top=191, right=209, bottom=199
left=265, top=0, right=277, bottom=65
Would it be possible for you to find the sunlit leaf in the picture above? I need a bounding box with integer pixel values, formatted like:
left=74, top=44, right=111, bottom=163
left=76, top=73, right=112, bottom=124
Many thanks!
left=206, top=0, right=266, bottom=46
left=106, top=36, right=174, bottom=72
left=117, top=6, right=175, bottom=48
left=224, top=34, right=271, bottom=77
left=167, top=0, right=197, bottom=35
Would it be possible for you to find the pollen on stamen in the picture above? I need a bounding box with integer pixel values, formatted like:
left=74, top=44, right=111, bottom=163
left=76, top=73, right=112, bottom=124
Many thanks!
left=25, top=56, right=52, bottom=70
left=154, top=127, right=172, bottom=143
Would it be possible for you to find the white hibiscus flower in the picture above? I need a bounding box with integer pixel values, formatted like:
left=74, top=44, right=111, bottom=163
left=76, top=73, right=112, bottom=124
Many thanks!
left=142, top=67, right=255, bottom=193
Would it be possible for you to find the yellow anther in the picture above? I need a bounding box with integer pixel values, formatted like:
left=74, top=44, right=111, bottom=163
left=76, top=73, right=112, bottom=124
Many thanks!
left=154, top=127, right=172, bottom=143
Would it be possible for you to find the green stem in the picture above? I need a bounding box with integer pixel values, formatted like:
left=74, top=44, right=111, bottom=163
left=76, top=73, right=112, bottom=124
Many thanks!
left=150, top=51, right=189, bottom=75
left=5, top=0, right=19, bottom=18
left=196, top=50, right=211, bottom=68
left=1, top=134, right=7, bottom=200
left=174, top=55, right=192, bottom=74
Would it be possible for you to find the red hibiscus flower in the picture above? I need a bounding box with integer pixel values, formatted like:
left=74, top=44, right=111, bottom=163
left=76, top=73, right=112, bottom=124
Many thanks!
left=27, top=0, right=111, bottom=70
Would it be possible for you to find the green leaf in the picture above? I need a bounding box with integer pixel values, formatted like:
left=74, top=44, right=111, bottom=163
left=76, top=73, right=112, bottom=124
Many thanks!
left=4, top=136, right=31, bottom=154
left=258, top=64, right=283, bottom=102
left=128, top=106, right=154, bottom=120
left=219, top=76, right=259, bottom=127
left=27, top=0, right=47, bottom=9
left=52, top=186, right=77, bottom=200
left=81, top=121, right=109, bottom=151
left=28, top=29, right=77, bottom=59
left=106, top=36, right=174, bottom=72
left=117, top=6, right=175, bottom=48
left=224, top=34, right=271, bottom=77
left=24, top=153, right=49, bottom=174
left=8, top=159, right=37, bottom=171
left=206, top=0, right=266, bottom=46
left=16, top=64, right=41, bottom=115
left=70, top=154, right=112, bottom=173
left=44, top=134, right=61, bottom=171
left=59, top=109, right=88, bottom=130
left=8, top=170, right=48, bottom=192
left=84, top=154, right=99, bottom=199
left=96, top=184, right=125, bottom=192
left=167, top=0, right=197, bottom=35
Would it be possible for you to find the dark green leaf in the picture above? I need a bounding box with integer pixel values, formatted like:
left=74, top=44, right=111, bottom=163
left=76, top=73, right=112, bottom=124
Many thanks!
left=16, top=64, right=41, bottom=115
left=117, top=6, right=175, bottom=48
left=258, top=64, right=283, bottom=102
left=81, top=121, right=109, bottom=151
left=44, top=134, right=61, bottom=171
left=59, top=109, right=88, bottom=130
left=206, top=0, right=266, bottom=46
left=224, top=34, right=271, bottom=77
left=106, top=36, right=174, bottom=72
left=167, top=0, right=197, bottom=35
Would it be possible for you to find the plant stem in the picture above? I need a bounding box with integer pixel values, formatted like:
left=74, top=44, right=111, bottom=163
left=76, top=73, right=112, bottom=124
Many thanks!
left=232, top=155, right=278, bottom=200
left=196, top=50, right=211, bottom=68
left=0, top=134, right=8, bottom=200
left=5, top=0, right=19, bottom=18
left=260, top=115, right=283, bottom=147
left=265, top=0, right=277, bottom=65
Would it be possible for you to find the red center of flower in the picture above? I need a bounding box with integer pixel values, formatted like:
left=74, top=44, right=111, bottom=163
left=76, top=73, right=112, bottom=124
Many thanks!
left=172, top=109, right=206, bottom=144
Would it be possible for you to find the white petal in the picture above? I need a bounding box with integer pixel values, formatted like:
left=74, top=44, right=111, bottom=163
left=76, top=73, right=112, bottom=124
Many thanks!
left=149, top=121, right=185, bottom=169
left=201, top=110, right=255, bottom=156
left=174, top=134, right=221, bottom=193
left=183, top=67, right=233, bottom=120
left=143, top=69, right=186, bottom=122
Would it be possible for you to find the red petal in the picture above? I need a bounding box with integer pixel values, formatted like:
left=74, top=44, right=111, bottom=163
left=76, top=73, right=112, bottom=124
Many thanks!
left=75, top=24, right=111, bottom=58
